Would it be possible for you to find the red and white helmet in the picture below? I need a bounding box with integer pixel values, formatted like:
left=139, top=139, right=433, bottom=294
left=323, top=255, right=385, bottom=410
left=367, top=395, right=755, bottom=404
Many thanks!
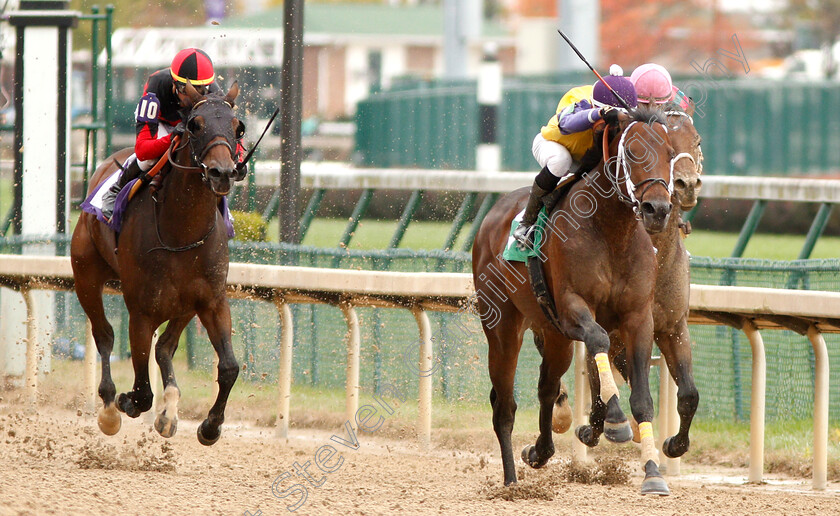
left=170, top=48, right=215, bottom=86
left=630, top=63, right=673, bottom=105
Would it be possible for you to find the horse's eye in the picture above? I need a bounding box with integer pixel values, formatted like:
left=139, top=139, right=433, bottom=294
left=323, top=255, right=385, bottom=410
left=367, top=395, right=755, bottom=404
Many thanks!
left=235, top=120, right=246, bottom=139
left=188, top=117, right=202, bottom=133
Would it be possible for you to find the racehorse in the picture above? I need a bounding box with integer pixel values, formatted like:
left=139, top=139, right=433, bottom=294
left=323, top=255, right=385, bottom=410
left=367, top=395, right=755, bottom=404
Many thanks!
left=70, top=81, right=246, bottom=445
left=570, top=103, right=703, bottom=465
left=472, top=107, right=676, bottom=495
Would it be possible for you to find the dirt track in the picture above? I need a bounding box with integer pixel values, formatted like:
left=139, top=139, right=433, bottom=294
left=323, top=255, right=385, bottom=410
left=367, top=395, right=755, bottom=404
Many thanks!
left=1, top=401, right=839, bottom=516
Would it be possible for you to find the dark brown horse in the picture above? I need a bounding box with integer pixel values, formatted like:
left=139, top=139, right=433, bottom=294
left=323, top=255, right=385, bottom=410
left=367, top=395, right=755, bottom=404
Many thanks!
left=71, top=81, right=245, bottom=445
left=472, top=107, right=675, bottom=494
left=570, top=105, right=703, bottom=463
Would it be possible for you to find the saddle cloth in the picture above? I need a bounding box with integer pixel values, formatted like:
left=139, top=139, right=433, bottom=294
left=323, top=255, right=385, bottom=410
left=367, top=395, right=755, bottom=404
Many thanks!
left=501, top=206, right=548, bottom=263
left=80, top=157, right=235, bottom=238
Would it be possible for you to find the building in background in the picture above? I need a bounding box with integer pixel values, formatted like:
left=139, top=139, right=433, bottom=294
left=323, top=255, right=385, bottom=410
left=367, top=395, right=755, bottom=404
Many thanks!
left=106, top=2, right=516, bottom=123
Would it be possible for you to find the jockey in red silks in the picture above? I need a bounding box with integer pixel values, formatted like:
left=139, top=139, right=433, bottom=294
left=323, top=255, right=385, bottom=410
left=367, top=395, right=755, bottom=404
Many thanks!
left=513, top=66, right=638, bottom=249
left=102, top=48, right=245, bottom=218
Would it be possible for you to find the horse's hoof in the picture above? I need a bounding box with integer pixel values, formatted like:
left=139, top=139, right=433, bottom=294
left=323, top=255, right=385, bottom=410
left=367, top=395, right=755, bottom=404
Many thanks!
left=662, top=435, right=688, bottom=459
left=196, top=419, right=221, bottom=446
left=97, top=404, right=121, bottom=436
left=117, top=393, right=141, bottom=418
left=603, top=395, right=632, bottom=443
left=154, top=412, right=178, bottom=438
left=641, top=460, right=670, bottom=496
left=552, top=400, right=572, bottom=434
left=520, top=444, right=550, bottom=469
left=604, top=420, right=633, bottom=443
left=575, top=425, right=600, bottom=448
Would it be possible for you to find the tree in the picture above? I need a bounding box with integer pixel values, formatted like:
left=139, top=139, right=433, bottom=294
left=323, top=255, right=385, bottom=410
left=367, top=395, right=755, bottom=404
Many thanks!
left=788, top=0, right=840, bottom=77
left=70, top=0, right=207, bottom=50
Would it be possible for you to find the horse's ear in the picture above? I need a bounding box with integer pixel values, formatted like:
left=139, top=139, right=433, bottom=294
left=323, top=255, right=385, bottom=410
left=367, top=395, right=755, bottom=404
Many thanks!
left=225, top=81, right=239, bottom=107
left=184, top=80, right=203, bottom=105
left=685, top=97, right=696, bottom=117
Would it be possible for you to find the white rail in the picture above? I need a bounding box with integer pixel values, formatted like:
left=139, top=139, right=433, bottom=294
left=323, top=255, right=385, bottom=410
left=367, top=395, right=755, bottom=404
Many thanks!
left=0, top=254, right=835, bottom=488
left=252, top=162, right=840, bottom=203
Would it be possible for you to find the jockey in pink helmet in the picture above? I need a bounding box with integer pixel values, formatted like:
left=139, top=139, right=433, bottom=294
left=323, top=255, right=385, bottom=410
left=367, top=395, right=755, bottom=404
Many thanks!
left=630, top=63, right=674, bottom=105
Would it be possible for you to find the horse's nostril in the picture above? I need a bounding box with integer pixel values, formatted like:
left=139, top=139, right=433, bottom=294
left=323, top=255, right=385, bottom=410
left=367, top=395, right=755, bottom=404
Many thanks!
left=641, top=202, right=656, bottom=216
left=674, top=179, right=687, bottom=190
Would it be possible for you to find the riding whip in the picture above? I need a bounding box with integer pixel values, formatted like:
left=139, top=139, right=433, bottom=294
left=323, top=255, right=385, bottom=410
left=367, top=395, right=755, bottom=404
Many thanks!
left=557, top=30, right=633, bottom=112
left=239, top=107, right=280, bottom=166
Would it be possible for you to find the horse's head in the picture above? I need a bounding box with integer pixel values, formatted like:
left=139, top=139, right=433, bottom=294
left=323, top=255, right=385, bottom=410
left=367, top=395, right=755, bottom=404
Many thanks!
left=665, top=100, right=703, bottom=211
left=609, top=106, right=675, bottom=234
left=181, top=80, right=246, bottom=196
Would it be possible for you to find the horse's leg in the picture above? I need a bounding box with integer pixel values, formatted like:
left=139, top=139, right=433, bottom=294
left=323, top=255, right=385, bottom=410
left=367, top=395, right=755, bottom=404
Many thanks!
left=658, top=319, right=699, bottom=459
left=71, top=232, right=121, bottom=435
left=485, top=313, right=524, bottom=485
left=535, top=334, right=573, bottom=435
left=195, top=297, right=239, bottom=446
left=522, top=330, right=573, bottom=468
left=574, top=354, right=607, bottom=446
left=74, top=271, right=120, bottom=434
left=116, top=314, right=155, bottom=418
left=623, top=312, right=669, bottom=496
left=153, top=315, right=193, bottom=438
left=561, top=296, right=632, bottom=444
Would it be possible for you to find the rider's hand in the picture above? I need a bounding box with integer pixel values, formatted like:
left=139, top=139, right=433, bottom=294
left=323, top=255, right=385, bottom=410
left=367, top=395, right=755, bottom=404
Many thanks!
left=599, top=106, right=620, bottom=125
left=172, top=121, right=186, bottom=137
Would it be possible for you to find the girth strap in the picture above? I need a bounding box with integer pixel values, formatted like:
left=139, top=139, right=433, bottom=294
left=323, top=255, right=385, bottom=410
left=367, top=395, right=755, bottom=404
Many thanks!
left=527, top=255, right=565, bottom=333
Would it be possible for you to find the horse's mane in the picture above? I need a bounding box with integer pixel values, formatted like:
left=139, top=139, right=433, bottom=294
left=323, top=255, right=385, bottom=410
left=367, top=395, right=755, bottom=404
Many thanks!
left=629, top=105, right=667, bottom=125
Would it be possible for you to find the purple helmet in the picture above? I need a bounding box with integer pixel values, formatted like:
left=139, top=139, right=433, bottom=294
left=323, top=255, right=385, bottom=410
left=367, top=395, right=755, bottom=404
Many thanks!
left=592, top=66, right=638, bottom=110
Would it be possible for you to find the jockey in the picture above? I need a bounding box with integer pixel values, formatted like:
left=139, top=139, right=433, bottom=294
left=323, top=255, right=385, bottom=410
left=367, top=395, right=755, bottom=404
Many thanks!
left=630, top=62, right=692, bottom=112
left=513, top=66, right=638, bottom=248
left=102, top=48, right=244, bottom=218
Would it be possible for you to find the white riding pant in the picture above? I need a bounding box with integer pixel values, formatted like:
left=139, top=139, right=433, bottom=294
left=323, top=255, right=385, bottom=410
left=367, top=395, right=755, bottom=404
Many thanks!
left=531, top=133, right=574, bottom=178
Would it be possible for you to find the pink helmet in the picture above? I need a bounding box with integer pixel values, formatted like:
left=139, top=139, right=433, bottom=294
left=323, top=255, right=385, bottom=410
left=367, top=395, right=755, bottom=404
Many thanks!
left=630, top=63, right=673, bottom=104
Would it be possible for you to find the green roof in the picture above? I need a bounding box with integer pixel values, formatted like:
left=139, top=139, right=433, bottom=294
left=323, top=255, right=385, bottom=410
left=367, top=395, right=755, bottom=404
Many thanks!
left=223, top=2, right=508, bottom=37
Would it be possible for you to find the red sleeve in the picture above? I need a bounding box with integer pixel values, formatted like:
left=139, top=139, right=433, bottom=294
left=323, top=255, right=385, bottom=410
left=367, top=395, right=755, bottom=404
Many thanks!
left=134, top=123, right=173, bottom=162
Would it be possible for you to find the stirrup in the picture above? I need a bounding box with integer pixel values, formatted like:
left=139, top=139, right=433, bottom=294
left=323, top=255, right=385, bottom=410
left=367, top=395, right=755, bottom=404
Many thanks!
left=514, top=224, right=537, bottom=251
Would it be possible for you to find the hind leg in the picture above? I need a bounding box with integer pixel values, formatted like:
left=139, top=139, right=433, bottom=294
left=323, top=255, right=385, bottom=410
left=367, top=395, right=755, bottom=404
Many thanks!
left=71, top=227, right=121, bottom=435
left=153, top=316, right=193, bottom=438
left=116, top=314, right=155, bottom=417
left=658, top=320, right=699, bottom=459
left=195, top=297, right=239, bottom=446
left=485, top=311, right=525, bottom=485
left=522, top=330, right=573, bottom=468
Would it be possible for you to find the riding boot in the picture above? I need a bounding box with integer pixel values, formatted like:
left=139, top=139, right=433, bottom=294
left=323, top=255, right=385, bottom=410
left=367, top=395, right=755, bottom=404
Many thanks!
left=101, top=159, right=144, bottom=220
left=513, top=166, right=559, bottom=249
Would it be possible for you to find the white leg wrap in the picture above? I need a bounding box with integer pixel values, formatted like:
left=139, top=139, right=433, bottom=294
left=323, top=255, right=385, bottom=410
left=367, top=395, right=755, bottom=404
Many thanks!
left=639, top=421, right=659, bottom=467
left=595, top=352, right=620, bottom=402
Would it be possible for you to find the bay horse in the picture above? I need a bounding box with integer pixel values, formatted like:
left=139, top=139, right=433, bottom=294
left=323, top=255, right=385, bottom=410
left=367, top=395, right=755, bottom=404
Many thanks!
left=472, top=107, right=676, bottom=495
left=70, top=81, right=245, bottom=445
left=570, top=104, right=704, bottom=465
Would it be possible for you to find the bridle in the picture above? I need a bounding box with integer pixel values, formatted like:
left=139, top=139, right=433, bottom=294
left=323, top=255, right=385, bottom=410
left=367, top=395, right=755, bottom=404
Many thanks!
left=665, top=110, right=703, bottom=178
left=604, top=120, right=673, bottom=217
left=167, top=97, right=238, bottom=187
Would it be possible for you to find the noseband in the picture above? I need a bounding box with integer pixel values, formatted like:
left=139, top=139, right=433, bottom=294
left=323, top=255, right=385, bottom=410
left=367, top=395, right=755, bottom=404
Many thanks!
left=605, top=121, right=673, bottom=217
left=666, top=110, right=703, bottom=177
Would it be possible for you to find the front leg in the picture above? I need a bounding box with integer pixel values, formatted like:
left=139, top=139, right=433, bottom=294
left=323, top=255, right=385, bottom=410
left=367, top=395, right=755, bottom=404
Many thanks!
left=559, top=294, right=632, bottom=445
left=622, top=310, right=669, bottom=496
left=657, top=319, right=699, bottom=458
